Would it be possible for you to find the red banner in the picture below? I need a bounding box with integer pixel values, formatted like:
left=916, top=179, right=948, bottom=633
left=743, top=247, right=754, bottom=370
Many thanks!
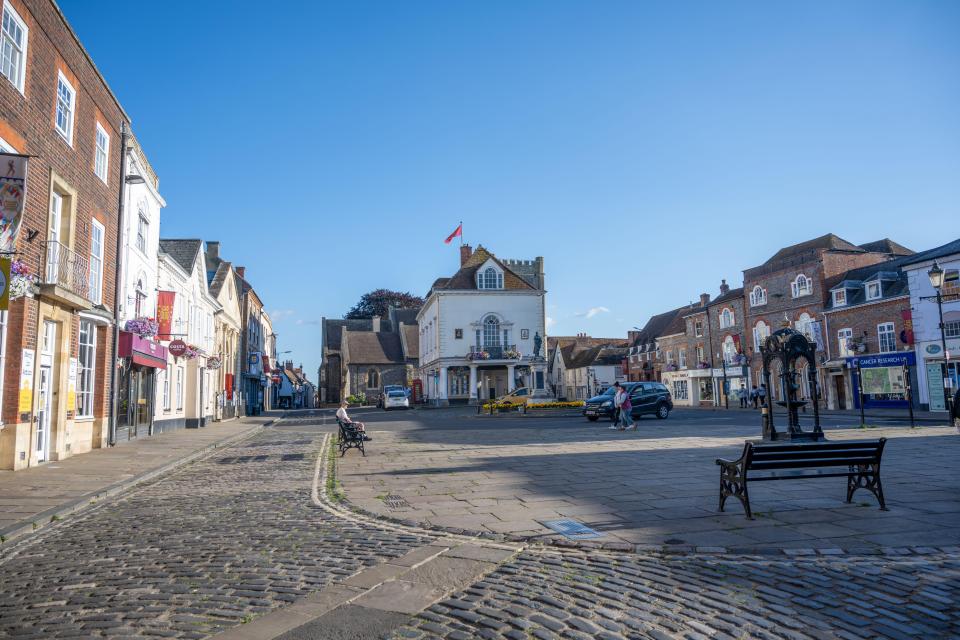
left=157, top=291, right=176, bottom=338
left=901, top=309, right=914, bottom=345
left=732, top=334, right=742, bottom=353
left=225, top=373, right=234, bottom=400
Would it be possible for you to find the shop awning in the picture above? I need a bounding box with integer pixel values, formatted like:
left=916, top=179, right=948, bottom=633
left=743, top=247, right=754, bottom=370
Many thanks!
left=119, top=331, right=168, bottom=368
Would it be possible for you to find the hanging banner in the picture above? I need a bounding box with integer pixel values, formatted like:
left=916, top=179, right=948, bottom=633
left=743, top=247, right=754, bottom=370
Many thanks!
left=0, top=153, right=28, bottom=253
left=18, top=349, right=35, bottom=414
left=157, top=290, right=176, bottom=338
left=900, top=309, right=914, bottom=345
left=809, top=321, right=825, bottom=352
left=0, top=257, right=9, bottom=311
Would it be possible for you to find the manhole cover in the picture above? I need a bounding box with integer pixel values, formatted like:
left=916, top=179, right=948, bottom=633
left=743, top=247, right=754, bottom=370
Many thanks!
left=383, top=495, right=410, bottom=510
left=540, top=519, right=603, bottom=540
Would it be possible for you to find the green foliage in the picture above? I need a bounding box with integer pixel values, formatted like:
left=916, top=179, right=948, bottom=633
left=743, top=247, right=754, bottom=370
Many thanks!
left=346, top=289, right=424, bottom=319
left=346, top=392, right=367, bottom=406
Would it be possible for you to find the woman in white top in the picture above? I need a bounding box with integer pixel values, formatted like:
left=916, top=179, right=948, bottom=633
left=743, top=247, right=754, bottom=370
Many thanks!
left=336, top=402, right=371, bottom=440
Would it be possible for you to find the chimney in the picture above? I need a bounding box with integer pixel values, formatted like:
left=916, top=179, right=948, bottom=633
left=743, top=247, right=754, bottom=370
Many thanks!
left=371, top=316, right=381, bottom=332
left=206, top=240, right=220, bottom=260
left=460, top=244, right=473, bottom=266
left=236, top=266, right=245, bottom=278
left=285, top=360, right=293, bottom=370
left=700, top=293, right=711, bottom=307
left=719, top=279, right=730, bottom=295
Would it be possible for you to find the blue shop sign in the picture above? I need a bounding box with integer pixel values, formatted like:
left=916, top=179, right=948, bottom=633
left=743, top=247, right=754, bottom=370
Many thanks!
left=847, top=352, right=916, bottom=369
left=847, top=352, right=917, bottom=410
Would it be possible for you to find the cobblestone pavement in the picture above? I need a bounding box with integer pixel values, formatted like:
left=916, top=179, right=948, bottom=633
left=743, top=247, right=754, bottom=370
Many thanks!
left=0, top=420, right=433, bottom=639
left=395, top=548, right=960, bottom=640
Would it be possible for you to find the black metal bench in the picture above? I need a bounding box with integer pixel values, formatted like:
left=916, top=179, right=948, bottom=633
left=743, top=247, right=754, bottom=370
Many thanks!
left=336, top=418, right=365, bottom=457
left=716, top=438, right=887, bottom=519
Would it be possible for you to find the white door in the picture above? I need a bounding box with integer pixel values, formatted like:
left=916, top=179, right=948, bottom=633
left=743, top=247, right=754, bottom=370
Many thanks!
left=36, top=366, right=52, bottom=462
left=47, top=193, right=62, bottom=282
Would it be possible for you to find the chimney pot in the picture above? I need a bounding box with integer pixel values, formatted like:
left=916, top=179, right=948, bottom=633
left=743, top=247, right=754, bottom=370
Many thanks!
left=700, top=293, right=711, bottom=307
left=236, top=266, right=245, bottom=278
left=719, top=279, right=730, bottom=295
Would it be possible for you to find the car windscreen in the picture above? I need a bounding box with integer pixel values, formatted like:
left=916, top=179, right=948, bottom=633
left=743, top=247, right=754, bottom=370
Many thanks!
left=388, top=391, right=406, bottom=397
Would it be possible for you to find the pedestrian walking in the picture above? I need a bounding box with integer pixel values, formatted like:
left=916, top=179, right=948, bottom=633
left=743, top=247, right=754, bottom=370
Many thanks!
left=750, top=385, right=759, bottom=409
left=619, top=385, right=635, bottom=430
left=610, top=382, right=626, bottom=430
left=738, top=386, right=748, bottom=408
left=758, top=384, right=767, bottom=407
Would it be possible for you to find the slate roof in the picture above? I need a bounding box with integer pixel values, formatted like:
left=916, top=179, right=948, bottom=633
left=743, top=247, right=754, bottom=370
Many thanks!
left=391, top=308, right=420, bottom=326
left=630, top=307, right=684, bottom=348
left=899, top=238, right=960, bottom=267
left=343, top=331, right=405, bottom=364
left=707, top=287, right=745, bottom=308
left=763, top=234, right=864, bottom=266
left=209, top=261, right=232, bottom=297
left=323, top=318, right=374, bottom=352
left=858, top=239, right=914, bottom=256
left=565, top=345, right=628, bottom=369
left=159, top=239, right=203, bottom=273
left=432, top=246, right=535, bottom=292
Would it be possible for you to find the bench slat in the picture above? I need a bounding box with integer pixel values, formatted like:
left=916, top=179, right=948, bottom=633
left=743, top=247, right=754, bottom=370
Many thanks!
left=749, top=456, right=878, bottom=471
left=749, top=440, right=881, bottom=453
left=751, top=448, right=881, bottom=462
left=748, top=471, right=858, bottom=481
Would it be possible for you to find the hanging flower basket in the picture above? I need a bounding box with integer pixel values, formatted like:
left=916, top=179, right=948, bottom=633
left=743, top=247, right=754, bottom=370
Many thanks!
left=124, top=317, right=159, bottom=338
left=467, top=350, right=490, bottom=361
left=8, top=260, right=38, bottom=301
left=697, top=361, right=711, bottom=369
left=503, top=349, right=522, bottom=359
left=183, top=345, right=200, bottom=360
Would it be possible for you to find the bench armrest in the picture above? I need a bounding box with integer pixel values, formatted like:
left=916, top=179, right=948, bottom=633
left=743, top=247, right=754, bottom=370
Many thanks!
left=716, top=457, right=739, bottom=467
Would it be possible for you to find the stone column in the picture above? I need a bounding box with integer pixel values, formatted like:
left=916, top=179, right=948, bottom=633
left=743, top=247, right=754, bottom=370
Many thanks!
left=438, top=367, right=449, bottom=406
left=507, top=364, right=516, bottom=392
left=469, top=365, right=478, bottom=404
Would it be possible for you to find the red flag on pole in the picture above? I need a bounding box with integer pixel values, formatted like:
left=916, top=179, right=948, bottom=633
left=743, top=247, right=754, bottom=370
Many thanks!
left=444, top=223, right=463, bottom=244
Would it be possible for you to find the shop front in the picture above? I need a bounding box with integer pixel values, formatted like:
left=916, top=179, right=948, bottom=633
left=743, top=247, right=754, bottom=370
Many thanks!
left=711, top=365, right=749, bottom=406
left=688, top=368, right=713, bottom=406
left=848, top=352, right=918, bottom=410
left=916, top=338, right=960, bottom=412
left=117, top=331, right=168, bottom=439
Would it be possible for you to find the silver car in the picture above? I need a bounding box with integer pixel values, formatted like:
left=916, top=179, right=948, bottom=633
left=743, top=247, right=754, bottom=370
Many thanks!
left=383, top=390, right=409, bottom=410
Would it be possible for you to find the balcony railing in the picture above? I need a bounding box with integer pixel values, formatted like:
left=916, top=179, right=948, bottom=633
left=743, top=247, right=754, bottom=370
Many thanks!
left=42, top=241, right=92, bottom=301
left=468, top=344, right=519, bottom=360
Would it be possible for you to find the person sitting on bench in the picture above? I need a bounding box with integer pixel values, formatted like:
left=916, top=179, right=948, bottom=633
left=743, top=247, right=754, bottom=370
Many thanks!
left=336, top=402, right=372, bottom=441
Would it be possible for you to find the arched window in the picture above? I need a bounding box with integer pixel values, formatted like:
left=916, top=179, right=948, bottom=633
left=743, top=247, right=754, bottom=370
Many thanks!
left=722, top=335, right=737, bottom=364
left=720, top=308, right=735, bottom=328
left=483, top=315, right=500, bottom=347
left=478, top=267, right=503, bottom=289
left=753, top=321, right=770, bottom=352
left=366, top=369, right=379, bottom=389
left=791, top=274, right=812, bottom=298
left=796, top=312, right=814, bottom=340
left=135, top=279, right=146, bottom=317
left=749, top=286, right=767, bottom=307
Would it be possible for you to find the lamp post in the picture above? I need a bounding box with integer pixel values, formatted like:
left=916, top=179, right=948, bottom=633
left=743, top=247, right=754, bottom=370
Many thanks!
left=926, top=261, right=953, bottom=415
left=717, top=351, right=729, bottom=409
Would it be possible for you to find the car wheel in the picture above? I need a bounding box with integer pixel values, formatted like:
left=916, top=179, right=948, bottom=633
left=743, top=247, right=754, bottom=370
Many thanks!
left=656, top=403, right=669, bottom=419
left=587, top=416, right=599, bottom=422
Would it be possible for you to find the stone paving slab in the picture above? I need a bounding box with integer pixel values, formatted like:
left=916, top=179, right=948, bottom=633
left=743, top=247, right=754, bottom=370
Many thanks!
left=339, top=417, right=960, bottom=553
left=0, top=414, right=278, bottom=543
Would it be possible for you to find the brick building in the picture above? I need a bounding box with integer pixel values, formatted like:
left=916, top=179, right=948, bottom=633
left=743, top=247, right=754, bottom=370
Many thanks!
left=0, top=0, right=129, bottom=469
left=681, top=294, right=713, bottom=407
left=704, top=280, right=748, bottom=406
left=742, top=234, right=905, bottom=404
left=626, top=308, right=682, bottom=383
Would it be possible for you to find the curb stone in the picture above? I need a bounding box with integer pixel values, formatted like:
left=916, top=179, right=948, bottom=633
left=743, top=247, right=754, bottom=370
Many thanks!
left=0, top=419, right=273, bottom=546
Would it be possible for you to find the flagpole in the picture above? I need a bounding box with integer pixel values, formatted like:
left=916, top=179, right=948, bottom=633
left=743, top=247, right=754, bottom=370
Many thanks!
left=460, top=220, right=463, bottom=247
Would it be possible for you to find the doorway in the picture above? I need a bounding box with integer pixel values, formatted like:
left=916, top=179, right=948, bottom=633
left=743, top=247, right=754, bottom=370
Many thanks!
left=36, top=320, right=57, bottom=462
left=834, top=376, right=847, bottom=410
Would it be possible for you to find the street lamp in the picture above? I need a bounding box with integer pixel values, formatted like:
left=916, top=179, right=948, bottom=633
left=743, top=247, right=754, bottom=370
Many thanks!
left=926, top=261, right=953, bottom=415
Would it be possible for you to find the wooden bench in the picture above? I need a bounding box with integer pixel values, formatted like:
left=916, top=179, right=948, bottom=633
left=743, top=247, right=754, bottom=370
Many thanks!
left=716, top=438, right=887, bottom=519
left=336, top=418, right=365, bottom=457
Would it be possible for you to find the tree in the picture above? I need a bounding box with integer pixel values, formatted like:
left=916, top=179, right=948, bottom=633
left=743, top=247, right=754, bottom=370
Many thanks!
left=345, top=289, right=424, bottom=319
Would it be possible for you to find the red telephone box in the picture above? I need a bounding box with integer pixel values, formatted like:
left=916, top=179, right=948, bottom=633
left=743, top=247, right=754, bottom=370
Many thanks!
left=411, top=379, right=423, bottom=404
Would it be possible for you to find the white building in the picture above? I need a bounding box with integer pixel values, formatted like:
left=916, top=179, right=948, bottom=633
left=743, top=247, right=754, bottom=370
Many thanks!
left=154, top=240, right=220, bottom=430
left=902, top=239, right=960, bottom=412
left=114, top=135, right=166, bottom=440
left=418, top=245, right=549, bottom=404
left=551, top=338, right=627, bottom=400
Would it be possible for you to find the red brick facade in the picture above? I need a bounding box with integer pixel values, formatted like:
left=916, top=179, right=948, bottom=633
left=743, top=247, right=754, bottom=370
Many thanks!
left=0, top=0, right=126, bottom=468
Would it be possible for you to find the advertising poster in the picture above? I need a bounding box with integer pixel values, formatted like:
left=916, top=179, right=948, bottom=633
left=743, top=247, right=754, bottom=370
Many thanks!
left=18, top=349, right=34, bottom=414
left=0, top=257, right=9, bottom=311
left=67, top=358, right=78, bottom=412
left=861, top=367, right=904, bottom=396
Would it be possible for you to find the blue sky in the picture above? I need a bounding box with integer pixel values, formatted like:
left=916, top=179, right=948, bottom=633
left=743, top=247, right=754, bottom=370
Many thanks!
left=61, top=1, right=960, bottom=382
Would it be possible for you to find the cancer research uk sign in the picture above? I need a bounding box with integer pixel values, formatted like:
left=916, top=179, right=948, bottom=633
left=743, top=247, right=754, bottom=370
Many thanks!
left=0, top=152, right=29, bottom=253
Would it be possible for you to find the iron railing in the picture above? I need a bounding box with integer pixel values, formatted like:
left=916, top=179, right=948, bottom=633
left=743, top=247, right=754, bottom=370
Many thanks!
left=470, top=344, right=518, bottom=360
left=41, top=241, right=92, bottom=300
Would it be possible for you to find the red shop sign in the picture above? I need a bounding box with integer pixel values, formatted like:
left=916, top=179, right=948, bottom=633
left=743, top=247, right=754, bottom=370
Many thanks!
left=168, top=339, right=188, bottom=358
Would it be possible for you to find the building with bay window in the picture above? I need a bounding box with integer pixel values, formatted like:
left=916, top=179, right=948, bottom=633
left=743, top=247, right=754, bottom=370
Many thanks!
left=418, top=245, right=548, bottom=404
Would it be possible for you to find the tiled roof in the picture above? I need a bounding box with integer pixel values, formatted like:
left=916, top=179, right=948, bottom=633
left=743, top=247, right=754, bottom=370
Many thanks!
left=159, top=239, right=203, bottom=273
left=763, top=234, right=863, bottom=266
left=209, top=261, right=232, bottom=297
left=630, top=308, right=684, bottom=347
left=432, top=246, right=535, bottom=292
left=707, top=287, right=745, bottom=307
left=400, top=323, right=419, bottom=360
left=391, top=308, right=420, bottom=326
left=343, top=331, right=405, bottom=364
left=858, top=239, right=914, bottom=256
left=566, top=345, right=628, bottom=369
left=899, top=238, right=960, bottom=268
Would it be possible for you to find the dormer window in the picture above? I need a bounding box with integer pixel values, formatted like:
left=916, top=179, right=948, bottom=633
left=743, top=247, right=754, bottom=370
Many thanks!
left=749, top=285, right=767, bottom=307
left=477, top=266, right=503, bottom=289
left=865, top=281, right=881, bottom=300
left=832, top=289, right=847, bottom=307
left=791, top=274, right=812, bottom=298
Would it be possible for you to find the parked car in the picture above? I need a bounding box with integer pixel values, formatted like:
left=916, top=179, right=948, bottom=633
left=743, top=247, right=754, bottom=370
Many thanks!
left=383, top=389, right=410, bottom=410
left=583, top=382, right=673, bottom=422
left=495, top=387, right=530, bottom=405
left=377, top=385, right=406, bottom=408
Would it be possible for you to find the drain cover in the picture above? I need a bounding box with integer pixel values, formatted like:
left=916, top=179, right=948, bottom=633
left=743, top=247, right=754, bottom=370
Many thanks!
left=541, top=519, right=603, bottom=540
left=383, top=495, right=410, bottom=510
